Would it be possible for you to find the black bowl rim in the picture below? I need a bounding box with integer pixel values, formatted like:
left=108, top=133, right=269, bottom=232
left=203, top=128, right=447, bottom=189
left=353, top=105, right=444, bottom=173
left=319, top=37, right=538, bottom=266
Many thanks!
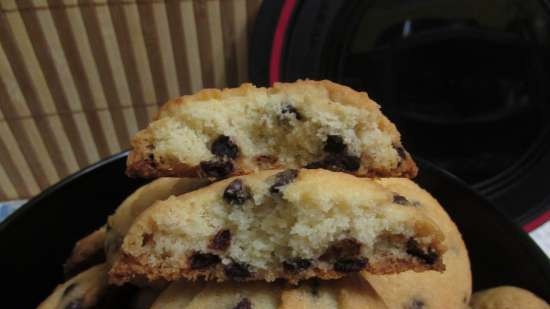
left=0, top=151, right=129, bottom=232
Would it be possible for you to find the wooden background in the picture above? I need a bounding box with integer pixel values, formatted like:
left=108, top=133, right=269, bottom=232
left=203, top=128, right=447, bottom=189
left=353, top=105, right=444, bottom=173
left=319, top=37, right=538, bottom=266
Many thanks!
left=0, top=0, right=263, bottom=200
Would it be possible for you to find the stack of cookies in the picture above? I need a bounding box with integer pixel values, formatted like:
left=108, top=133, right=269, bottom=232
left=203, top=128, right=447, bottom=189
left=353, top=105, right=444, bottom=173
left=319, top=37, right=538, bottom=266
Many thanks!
left=38, top=81, right=548, bottom=309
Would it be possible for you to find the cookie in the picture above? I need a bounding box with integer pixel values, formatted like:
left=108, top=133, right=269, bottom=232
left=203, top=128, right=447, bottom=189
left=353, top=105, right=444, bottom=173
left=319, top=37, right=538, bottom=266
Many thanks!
left=37, top=263, right=157, bottom=309
left=37, top=264, right=108, bottom=309
left=150, top=275, right=387, bottom=309
left=362, top=178, right=472, bottom=309
left=64, top=226, right=107, bottom=278
left=109, top=169, right=445, bottom=285
left=126, top=80, right=417, bottom=179
left=105, top=177, right=208, bottom=265
left=470, top=286, right=549, bottom=309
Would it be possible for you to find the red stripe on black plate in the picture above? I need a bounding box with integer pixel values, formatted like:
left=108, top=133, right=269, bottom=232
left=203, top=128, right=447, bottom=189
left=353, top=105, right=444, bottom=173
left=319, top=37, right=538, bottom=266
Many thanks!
left=524, top=209, right=550, bottom=232
left=269, top=0, right=297, bottom=85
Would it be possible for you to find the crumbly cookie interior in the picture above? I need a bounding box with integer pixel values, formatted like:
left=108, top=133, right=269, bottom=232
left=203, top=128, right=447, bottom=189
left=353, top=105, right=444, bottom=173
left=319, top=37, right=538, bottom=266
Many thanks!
left=144, top=85, right=401, bottom=172
left=127, top=170, right=442, bottom=282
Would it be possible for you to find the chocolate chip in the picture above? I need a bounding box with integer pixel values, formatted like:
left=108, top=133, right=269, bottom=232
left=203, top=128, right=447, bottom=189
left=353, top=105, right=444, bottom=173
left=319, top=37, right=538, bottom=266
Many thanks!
left=223, top=179, right=251, bottom=205
left=393, top=194, right=409, bottom=206
left=283, top=258, right=312, bottom=272
left=255, top=155, right=278, bottom=167
left=209, top=229, right=231, bottom=251
left=309, top=279, right=321, bottom=297
left=320, top=238, right=362, bottom=261
left=341, top=155, right=361, bottom=171
left=65, top=298, right=83, bottom=309
left=305, top=154, right=360, bottom=172
left=395, top=146, right=407, bottom=160
left=333, top=258, right=367, bottom=273
left=141, top=233, right=154, bottom=246
left=224, top=262, right=251, bottom=279
left=147, top=153, right=157, bottom=168
left=406, top=239, right=438, bottom=265
left=304, top=160, right=324, bottom=169
left=281, top=105, right=302, bottom=120
left=189, top=253, right=220, bottom=269
left=200, top=160, right=233, bottom=179
left=232, top=298, right=252, bottom=309
left=62, top=283, right=77, bottom=297
left=406, top=299, right=425, bottom=309
left=269, top=169, right=299, bottom=194
left=324, top=135, right=347, bottom=153
left=211, top=135, right=239, bottom=159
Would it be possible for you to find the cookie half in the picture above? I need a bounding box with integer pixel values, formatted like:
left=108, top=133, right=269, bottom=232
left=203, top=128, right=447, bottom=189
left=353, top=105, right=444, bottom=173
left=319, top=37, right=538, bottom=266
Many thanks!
left=109, top=169, right=445, bottom=285
left=127, top=80, right=417, bottom=179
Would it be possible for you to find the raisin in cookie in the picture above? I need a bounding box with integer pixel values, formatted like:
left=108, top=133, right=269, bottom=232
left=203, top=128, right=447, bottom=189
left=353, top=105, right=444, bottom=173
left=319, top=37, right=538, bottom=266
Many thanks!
left=126, top=80, right=417, bottom=179
left=362, top=178, right=472, bottom=309
left=150, top=275, right=387, bottom=309
left=105, top=177, right=208, bottom=265
left=109, top=169, right=445, bottom=285
left=470, top=286, right=549, bottom=309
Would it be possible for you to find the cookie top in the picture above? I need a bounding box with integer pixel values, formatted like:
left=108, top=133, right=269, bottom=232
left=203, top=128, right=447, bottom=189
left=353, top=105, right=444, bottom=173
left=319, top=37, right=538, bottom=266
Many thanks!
left=150, top=275, right=388, bottom=309
left=109, top=169, right=445, bottom=285
left=37, top=264, right=108, bottom=309
left=127, top=80, right=417, bottom=179
left=362, top=178, right=472, bottom=309
left=470, top=286, right=549, bottom=309
left=105, top=177, right=208, bottom=265
left=36, top=263, right=158, bottom=309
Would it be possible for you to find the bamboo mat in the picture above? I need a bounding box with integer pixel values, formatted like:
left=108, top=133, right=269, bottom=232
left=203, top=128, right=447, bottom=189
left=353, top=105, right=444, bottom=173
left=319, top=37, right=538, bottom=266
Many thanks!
left=0, top=0, right=262, bottom=200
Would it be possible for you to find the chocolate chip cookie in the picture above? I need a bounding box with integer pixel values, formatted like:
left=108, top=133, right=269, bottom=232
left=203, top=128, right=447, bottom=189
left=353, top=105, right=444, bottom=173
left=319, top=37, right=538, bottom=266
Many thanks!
left=109, top=169, right=445, bottom=285
left=126, top=80, right=417, bottom=179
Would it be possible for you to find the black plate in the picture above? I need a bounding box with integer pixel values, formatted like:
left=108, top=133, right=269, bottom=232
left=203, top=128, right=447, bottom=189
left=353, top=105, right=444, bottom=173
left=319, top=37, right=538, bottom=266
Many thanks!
left=1, top=152, right=549, bottom=308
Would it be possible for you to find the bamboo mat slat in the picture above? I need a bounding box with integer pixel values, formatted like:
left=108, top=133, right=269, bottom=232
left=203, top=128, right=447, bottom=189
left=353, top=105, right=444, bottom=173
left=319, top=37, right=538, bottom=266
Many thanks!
left=0, top=0, right=262, bottom=200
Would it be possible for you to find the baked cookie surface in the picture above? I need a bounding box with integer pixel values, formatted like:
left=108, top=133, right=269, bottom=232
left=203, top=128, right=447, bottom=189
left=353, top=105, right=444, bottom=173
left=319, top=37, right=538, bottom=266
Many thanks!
left=109, top=169, right=445, bottom=285
left=362, top=178, right=472, bottom=309
left=150, top=275, right=387, bottom=309
left=470, top=286, right=549, bottom=309
left=127, top=80, right=417, bottom=179
left=37, top=264, right=108, bottom=309
left=36, top=263, right=158, bottom=309
left=105, top=177, right=208, bottom=265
